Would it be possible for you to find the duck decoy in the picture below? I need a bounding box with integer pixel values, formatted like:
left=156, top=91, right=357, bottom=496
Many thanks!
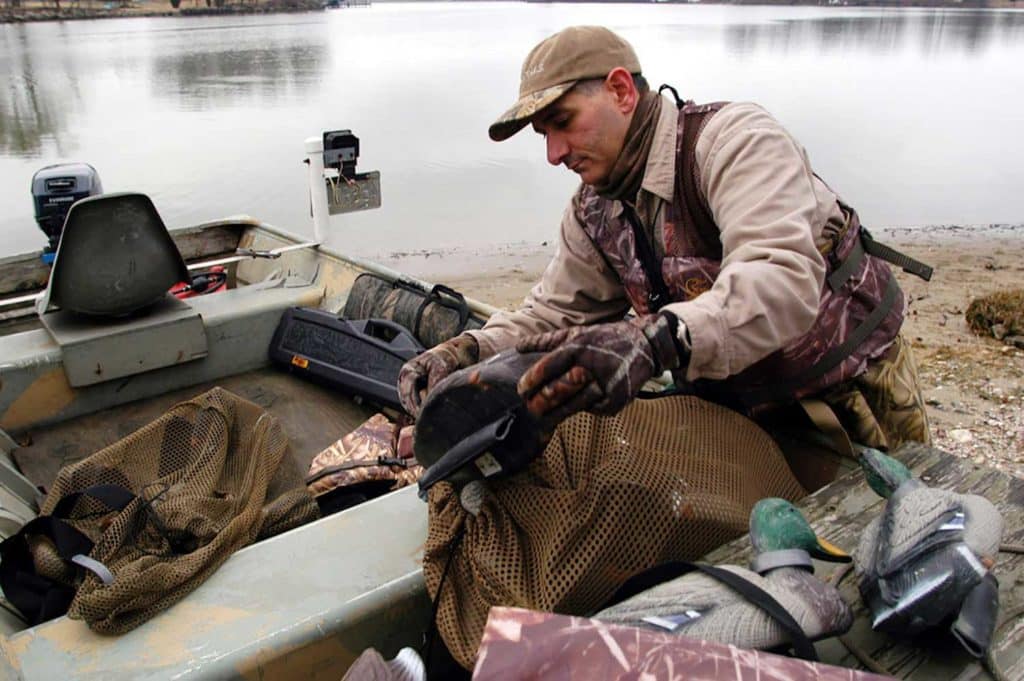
left=595, top=497, right=853, bottom=656
left=854, top=447, right=1003, bottom=657
left=415, top=349, right=549, bottom=500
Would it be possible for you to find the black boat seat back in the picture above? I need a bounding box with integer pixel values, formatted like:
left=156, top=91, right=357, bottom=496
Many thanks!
left=43, top=193, right=190, bottom=317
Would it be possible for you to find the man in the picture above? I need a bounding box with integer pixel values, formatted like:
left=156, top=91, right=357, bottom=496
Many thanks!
left=399, top=25, right=930, bottom=454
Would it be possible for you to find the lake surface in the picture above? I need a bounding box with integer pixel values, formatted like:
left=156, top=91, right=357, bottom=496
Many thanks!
left=2, top=3, right=1023, bottom=260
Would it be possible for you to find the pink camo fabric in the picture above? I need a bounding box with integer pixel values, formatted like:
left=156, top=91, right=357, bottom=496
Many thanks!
left=473, top=607, right=894, bottom=681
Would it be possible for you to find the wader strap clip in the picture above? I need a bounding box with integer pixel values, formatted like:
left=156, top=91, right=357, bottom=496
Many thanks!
left=828, top=229, right=933, bottom=292
left=863, top=230, right=933, bottom=281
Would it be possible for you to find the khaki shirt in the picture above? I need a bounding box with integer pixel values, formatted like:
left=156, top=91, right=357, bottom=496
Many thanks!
left=468, top=99, right=846, bottom=382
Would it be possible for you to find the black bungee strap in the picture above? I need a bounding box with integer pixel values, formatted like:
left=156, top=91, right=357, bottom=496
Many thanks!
left=743, top=274, right=900, bottom=406
left=658, top=84, right=686, bottom=110
left=623, top=205, right=672, bottom=312
left=597, top=560, right=819, bottom=662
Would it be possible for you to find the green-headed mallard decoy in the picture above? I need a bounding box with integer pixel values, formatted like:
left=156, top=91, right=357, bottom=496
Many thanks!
left=595, top=497, right=853, bottom=653
left=855, top=447, right=1003, bottom=657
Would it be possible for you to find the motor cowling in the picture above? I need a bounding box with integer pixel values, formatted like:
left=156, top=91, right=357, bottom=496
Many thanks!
left=31, top=163, right=103, bottom=252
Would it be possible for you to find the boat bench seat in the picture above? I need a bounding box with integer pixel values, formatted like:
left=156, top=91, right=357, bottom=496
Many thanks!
left=0, top=281, right=325, bottom=435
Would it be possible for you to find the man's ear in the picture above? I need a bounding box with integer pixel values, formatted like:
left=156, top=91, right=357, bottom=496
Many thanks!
left=605, top=67, right=639, bottom=114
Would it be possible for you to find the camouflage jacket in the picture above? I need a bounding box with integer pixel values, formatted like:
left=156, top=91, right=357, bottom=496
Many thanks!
left=471, top=101, right=904, bottom=406
left=577, top=101, right=903, bottom=405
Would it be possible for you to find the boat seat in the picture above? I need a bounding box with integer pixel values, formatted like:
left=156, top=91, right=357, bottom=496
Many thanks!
left=37, top=193, right=208, bottom=388
left=40, top=192, right=190, bottom=317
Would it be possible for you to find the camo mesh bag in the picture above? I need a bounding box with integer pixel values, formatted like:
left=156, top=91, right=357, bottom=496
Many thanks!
left=424, top=395, right=806, bottom=669
left=30, top=387, right=318, bottom=633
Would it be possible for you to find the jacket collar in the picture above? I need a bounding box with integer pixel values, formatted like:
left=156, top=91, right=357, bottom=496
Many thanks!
left=639, top=96, right=678, bottom=204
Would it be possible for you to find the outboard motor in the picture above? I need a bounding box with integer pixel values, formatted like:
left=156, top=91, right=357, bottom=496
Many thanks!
left=31, top=163, right=103, bottom=252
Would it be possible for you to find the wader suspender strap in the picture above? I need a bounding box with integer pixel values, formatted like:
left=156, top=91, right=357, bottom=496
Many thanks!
left=828, top=229, right=933, bottom=292
left=623, top=206, right=672, bottom=312
left=629, top=96, right=929, bottom=405
left=0, top=484, right=135, bottom=625
left=623, top=95, right=723, bottom=313
left=743, top=274, right=900, bottom=406
left=597, top=560, right=819, bottom=661
left=747, top=224, right=929, bottom=404
left=679, top=108, right=724, bottom=254
left=798, top=398, right=856, bottom=460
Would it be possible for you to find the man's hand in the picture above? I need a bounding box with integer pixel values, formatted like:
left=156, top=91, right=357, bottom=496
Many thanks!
left=515, top=313, right=685, bottom=423
left=398, top=334, right=479, bottom=417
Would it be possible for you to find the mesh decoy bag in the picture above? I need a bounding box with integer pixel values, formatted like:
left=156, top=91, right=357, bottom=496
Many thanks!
left=423, top=395, right=806, bottom=669
left=0, top=387, right=318, bottom=632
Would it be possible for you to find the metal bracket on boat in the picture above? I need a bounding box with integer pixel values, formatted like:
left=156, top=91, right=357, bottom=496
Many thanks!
left=186, top=241, right=319, bottom=271
left=305, top=131, right=381, bottom=244
left=235, top=248, right=282, bottom=259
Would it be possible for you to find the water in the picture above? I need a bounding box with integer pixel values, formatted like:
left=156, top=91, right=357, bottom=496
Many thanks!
left=2, top=3, right=1023, bottom=260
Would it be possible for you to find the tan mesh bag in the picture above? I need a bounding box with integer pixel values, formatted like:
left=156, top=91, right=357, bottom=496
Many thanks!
left=423, top=395, right=806, bottom=669
left=31, top=387, right=318, bottom=633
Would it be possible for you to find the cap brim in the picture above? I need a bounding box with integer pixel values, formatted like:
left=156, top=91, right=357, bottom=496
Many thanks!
left=488, top=81, right=576, bottom=142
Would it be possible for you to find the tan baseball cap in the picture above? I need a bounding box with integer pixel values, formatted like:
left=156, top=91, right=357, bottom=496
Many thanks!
left=488, top=26, right=641, bottom=142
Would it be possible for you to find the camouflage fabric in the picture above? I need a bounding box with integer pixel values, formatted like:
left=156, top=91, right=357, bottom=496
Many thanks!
left=305, top=414, right=421, bottom=497
left=340, top=647, right=425, bottom=681
left=342, top=274, right=485, bottom=350
left=515, top=313, right=679, bottom=420
left=473, top=608, right=892, bottom=681
left=820, top=333, right=931, bottom=449
left=578, top=102, right=904, bottom=407
left=397, top=333, right=480, bottom=417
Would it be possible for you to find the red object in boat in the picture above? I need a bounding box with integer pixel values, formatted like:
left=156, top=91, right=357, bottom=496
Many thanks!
left=170, top=266, right=227, bottom=299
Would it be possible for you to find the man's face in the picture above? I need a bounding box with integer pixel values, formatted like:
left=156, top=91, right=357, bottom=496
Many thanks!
left=531, top=82, right=632, bottom=186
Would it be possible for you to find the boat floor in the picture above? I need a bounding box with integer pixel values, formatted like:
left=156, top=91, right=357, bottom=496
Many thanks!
left=12, top=368, right=378, bottom=492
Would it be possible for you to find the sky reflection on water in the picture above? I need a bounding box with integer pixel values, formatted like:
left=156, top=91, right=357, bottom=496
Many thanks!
left=1, top=4, right=1022, bottom=258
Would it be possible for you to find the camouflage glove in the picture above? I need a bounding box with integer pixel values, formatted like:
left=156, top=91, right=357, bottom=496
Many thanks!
left=398, top=333, right=479, bottom=417
left=515, top=313, right=686, bottom=423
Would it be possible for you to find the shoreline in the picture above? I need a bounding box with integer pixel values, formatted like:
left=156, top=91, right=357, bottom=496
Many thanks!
left=0, top=0, right=319, bottom=24
left=3, top=0, right=1021, bottom=24
left=380, top=222, right=1024, bottom=293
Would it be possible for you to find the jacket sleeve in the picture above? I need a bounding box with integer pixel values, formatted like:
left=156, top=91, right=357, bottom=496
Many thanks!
left=466, top=191, right=631, bottom=360
left=661, top=102, right=828, bottom=382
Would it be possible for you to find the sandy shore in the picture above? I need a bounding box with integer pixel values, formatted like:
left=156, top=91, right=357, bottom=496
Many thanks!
left=382, top=224, right=1024, bottom=477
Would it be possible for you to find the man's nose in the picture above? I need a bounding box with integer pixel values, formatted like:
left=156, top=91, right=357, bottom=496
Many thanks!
left=546, top=133, right=569, bottom=166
